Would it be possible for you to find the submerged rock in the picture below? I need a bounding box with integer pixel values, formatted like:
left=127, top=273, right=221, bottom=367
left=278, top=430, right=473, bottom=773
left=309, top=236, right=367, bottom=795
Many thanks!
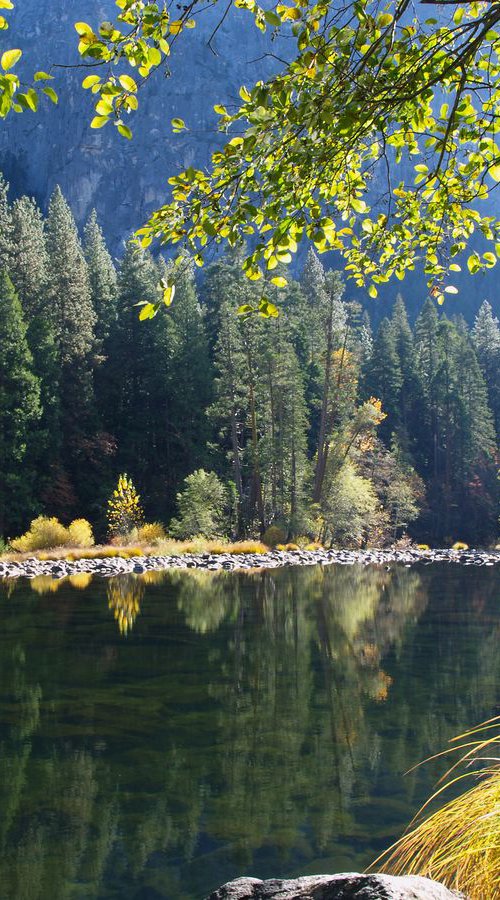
left=205, top=874, right=465, bottom=900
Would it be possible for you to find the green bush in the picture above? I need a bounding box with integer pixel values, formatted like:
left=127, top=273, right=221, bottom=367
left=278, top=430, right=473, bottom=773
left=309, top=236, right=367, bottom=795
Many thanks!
left=262, top=525, right=287, bottom=547
left=169, top=470, right=228, bottom=539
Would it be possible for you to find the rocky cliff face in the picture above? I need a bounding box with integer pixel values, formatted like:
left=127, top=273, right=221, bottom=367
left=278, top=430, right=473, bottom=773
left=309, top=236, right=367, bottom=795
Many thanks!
left=0, top=0, right=276, bottom=248
left=1, top=2, right=498, bottom=319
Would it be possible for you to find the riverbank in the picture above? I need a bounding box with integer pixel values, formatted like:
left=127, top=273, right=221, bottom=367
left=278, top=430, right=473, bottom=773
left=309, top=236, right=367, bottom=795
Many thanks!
left=1, top=546, right=499, bottom=580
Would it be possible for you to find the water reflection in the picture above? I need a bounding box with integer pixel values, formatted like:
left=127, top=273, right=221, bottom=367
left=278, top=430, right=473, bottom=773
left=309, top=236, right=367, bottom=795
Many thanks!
left=0, top=565, right=498, bottom=899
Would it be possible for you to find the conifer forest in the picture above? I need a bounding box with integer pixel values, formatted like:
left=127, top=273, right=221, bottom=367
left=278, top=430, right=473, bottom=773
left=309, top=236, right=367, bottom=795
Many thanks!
left=1, top=176, right=498, bottom=547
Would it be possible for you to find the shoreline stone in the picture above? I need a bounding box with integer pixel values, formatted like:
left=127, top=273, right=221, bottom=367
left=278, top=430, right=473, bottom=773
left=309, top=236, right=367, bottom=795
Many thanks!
left=0, top=547, right=499, bottom=581
left=204, top=874, right=465, bottom=900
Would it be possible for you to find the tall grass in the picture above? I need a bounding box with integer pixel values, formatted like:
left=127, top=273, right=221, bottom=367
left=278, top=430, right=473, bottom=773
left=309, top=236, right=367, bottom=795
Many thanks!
left=376, top=716, right=500, bottom=898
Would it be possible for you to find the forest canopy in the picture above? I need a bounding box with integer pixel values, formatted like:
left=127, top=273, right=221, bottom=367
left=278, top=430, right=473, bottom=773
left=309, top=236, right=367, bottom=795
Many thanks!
left=2, top=1, right=500, bottom=308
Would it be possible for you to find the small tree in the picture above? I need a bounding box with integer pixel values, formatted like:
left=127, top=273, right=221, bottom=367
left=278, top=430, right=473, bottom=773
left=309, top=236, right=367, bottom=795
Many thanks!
left=169, top=470, right=228, bottom=539
left=107, top=474, right=144, bottom=538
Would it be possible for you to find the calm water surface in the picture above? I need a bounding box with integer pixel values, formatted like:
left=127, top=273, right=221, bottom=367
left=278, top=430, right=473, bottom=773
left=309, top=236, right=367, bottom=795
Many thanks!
left=0, top=563, right=498, bottom=900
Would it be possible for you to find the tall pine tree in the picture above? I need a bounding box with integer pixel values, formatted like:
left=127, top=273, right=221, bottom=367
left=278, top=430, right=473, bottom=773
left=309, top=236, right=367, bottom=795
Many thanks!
left=0, top=273, right=41, bottom=536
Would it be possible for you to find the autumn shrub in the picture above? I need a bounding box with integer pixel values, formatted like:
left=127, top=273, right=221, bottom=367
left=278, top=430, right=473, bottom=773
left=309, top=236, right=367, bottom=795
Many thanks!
left=137, top=522, right=166, bottom=544
left=107, top=474, right=144, bottom=538
left=262, top=525, right=287, bottom=547
left=452, top=541, right=469, bottom=551
left=11, top=516, right=69, bottom=552
left=67, top=518, right=95, bottom=548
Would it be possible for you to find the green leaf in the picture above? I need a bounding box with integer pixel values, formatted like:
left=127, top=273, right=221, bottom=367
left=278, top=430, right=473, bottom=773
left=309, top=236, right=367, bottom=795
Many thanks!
left=162, top=284, right=175, bottom=306
left=239, top=85, right=251, bottom=102
left=351, top=198, right=367, bottom=214
left=95, top=98, right=113, bottom=115
left=42, top=86, right=58, bottom=104
left=119, top=74, right=137, bottom=92
left=34, top=71, right=53, bottom=81
left=368, top=284, right=378, bottom=298
left=74, top=21, right=93, bottom=36
left=258, top=297, right=279, bottom=317
left=1, top=48, right=21, bottom=71
left=489, top=165, right=500, bottom=182
left=82, top=75, right=101, bottom=89
left=443, top=285, right=458, bottom=294
left=237, top=303, right=254, bottom=315
left=264, top=10, right=281, bottom=25
left=270, top=276, right=287, bottom=287
left=117, top=122, right=132, bottom=139
left=171, top=117, right=187, bottom=131
left=91, top=115, right=109, bottom=129
left=138, top=302, right=157, bottom=320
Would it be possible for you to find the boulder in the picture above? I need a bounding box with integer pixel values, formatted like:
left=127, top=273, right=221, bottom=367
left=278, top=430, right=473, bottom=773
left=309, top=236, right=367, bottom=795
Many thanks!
left=205, top=874, right=465, bottom=900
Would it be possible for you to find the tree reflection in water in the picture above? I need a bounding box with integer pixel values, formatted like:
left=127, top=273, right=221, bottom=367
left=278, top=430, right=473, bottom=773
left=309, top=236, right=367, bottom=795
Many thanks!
left=0, top=565, right=497, bottom=899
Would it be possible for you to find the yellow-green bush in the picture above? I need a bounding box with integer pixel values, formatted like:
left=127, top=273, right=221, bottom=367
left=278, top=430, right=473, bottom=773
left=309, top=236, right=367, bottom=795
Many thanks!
left=452, top=541, right=469, bottom=551
left=137, top=522, right=166, bottom=544
left=262, top=525, right=287, bottom=547
left=10, top=516, right=69, bottom=553
left=67, top=518, right=95, bottom=548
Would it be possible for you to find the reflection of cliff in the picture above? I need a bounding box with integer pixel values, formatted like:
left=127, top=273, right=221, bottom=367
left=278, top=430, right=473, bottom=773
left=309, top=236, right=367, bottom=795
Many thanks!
left=0, top=566, right=498, bottom=898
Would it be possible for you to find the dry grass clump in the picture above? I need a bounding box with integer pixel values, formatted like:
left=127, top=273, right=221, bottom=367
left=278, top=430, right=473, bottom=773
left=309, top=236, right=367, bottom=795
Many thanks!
left=377, top=716, right=500, bottom=899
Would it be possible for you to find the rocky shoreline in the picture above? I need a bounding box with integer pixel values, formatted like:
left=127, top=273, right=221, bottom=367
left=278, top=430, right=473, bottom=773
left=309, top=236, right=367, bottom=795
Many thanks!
left=0, top=546, right=499, bottom=581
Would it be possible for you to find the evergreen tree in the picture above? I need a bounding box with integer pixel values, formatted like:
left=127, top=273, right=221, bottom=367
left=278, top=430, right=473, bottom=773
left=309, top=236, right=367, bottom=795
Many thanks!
left=390, top=294, right=424, bottom=454
left=160, top=259, right=213, bottom=511
left=45, top=186, right=98, bottom=515
left=84, top=210, right=117, bottom=352
left=46, top=186, right=95, bottom=363
left=0, top=273, right=41, bottom=536
left=472, top=301, right=500, bottom=437
left=0, top=174, right=13, bottom=274
left=208, top=299, right=249, bottom=535
left=361, top=317, right=402, bottom=442
left=9, top=196, right=61, bottom=502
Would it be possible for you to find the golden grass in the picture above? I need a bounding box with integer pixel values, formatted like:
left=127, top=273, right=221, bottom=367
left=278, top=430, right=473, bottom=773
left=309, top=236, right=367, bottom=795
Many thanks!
left=376, top=716, right=500, bottom=899
left=1, top=538, right=269, bottom=563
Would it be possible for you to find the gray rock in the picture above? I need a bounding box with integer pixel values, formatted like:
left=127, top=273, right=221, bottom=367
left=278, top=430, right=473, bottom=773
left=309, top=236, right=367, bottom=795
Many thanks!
left=205, top=874, right=465, bottom=900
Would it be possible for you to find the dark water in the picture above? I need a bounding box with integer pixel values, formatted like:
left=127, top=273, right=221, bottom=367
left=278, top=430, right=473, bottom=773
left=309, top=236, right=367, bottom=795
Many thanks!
left=0, top=563, right=498, bottom=900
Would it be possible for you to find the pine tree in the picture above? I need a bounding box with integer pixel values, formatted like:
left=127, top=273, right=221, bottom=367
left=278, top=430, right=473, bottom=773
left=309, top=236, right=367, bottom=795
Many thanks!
left=390, top=294, right=424, bottom=454
left=0, top=273, right=41, bottom=536
left=84, top=210, right=117, bottom=352
left=208, top=299, right=249, bottom=534
left=162, top=259, right=212, bottom=482
left=9, top=196, right=61, bottom=499
left=472, top=300, right=500, bottom=437
left=361, top=317, right=402, bottom=443
left=0, top=174, right=13, bottom=274
left=46, top=186, right=96, bottom=363
left=45, top=186, right=98, bottom=514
